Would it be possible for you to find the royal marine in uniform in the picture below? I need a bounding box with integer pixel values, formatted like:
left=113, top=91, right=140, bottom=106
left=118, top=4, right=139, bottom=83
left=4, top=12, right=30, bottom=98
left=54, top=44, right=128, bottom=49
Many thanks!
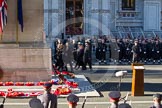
left=108, top=91, right=121, bottom=108
left=37, top=83, right=57, bottom=108
left=67, top=94, right=79, bottom=108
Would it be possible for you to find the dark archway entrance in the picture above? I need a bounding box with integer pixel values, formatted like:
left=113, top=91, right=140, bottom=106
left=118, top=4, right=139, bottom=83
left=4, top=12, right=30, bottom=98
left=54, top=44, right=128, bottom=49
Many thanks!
left=66, top=0, right=83, bottom=35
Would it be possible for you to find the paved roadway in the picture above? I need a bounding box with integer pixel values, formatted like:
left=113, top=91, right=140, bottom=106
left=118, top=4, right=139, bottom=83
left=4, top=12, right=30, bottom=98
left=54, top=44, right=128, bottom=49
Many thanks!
left=0, top=64, right=162, bottom=108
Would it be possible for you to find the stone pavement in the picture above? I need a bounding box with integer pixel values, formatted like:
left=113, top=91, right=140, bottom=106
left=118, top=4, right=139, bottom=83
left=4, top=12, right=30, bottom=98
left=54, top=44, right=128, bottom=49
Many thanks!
left=0, top=64, right=162, bottom=108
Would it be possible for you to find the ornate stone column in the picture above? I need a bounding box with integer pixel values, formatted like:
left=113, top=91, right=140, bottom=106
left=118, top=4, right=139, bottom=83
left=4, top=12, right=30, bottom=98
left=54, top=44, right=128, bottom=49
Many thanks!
left=90, top=0, right=100, bottom=36
left=101, top=0, right=111, bottom=35
left=144, top=0, right=161, bottom=31
left=44, top=0, right=65, bottom=47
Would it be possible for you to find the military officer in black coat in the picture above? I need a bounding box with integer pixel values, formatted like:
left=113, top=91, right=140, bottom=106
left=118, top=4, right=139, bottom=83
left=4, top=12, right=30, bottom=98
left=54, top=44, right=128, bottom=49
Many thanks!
left=84, top=41, right=92, bottom=70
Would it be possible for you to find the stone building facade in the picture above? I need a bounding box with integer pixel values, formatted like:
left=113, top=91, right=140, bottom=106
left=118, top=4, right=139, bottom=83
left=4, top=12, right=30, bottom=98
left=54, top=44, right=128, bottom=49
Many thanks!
left=44, top=0, right=162, bottom=45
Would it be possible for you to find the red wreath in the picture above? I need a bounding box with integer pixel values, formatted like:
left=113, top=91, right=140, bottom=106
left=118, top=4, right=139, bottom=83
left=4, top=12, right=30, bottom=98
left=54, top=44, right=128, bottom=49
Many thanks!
left=36, top=81, right=45, bottom=86
left=0, top=82, right=3, bottom=86
left=65, top=81, right=78, bottom=88
left=15, top=82, right=24, bottom=86
left=0, top=91, right=5, bottom=96
left=25, top=82, right=35, bottom=86
left=29, top=92, right=42, bottom=97
left=54, top=86, right=71, bottom=95
left=5, top=82, right=14, bottom=86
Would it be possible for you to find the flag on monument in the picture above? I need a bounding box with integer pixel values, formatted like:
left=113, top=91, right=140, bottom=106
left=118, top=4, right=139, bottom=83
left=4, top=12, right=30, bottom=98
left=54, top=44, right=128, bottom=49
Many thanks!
left=0, top=0, right=7, bottom=34
left=2, top=0, right=7, bottom=26
left=17, top=0, right=23, bottom=32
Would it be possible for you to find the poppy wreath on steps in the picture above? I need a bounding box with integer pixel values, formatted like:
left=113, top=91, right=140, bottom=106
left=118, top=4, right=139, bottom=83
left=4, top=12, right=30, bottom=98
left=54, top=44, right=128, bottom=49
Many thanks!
left=15, top=82, right=24, bottom=86
left=36, top=81, right=46, bottom=86
left=25, top=82, right=35, bottom=86
left=5, top=82, right=14, bottom=86
left=65, top=81, right=78, bottom=88
left=0, top=91, right=5, bottom=96
left=0, top=82, right=3, bottom=86
left=54, top=86, right=71, bottom=95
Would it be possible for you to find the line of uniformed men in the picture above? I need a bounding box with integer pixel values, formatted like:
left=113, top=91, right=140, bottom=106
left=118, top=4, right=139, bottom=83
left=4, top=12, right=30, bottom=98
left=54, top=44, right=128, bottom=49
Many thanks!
left=28, top=83, right=162, bottom=108
left=114, top=38, right=162, bottom=63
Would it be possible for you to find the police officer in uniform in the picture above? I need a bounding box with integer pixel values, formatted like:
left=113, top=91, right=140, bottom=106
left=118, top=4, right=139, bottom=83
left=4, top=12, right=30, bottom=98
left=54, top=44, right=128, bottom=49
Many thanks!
left=108, top=91, right=121, bottom=108
left=37, top=83, right=57, bottom=108
left=150, top=93, right=162, bottom=108
left=67, top=94, right=79, bottom=108
left=29, top=98, right=44, bottom=108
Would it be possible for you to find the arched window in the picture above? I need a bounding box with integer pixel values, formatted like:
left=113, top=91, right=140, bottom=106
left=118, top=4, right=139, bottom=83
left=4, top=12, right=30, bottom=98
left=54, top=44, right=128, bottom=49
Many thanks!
left=122, top=0, right=135, bottom=10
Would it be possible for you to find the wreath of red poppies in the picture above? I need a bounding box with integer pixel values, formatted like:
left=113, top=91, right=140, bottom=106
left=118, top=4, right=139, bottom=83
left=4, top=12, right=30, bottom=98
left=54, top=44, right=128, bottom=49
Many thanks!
left=0, top=69, right=79, bottom=97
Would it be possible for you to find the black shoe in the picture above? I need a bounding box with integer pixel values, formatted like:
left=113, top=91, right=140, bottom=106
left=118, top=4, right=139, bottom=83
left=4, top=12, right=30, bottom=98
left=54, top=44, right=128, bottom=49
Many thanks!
left=82, top=67, right=87, bottom=70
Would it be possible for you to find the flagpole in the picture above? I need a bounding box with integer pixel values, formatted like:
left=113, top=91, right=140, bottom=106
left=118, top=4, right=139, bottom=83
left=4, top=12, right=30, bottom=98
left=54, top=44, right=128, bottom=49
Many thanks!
left=16, top=0, right=19, bottom=44
left=0, top=34, right=2, bottom=43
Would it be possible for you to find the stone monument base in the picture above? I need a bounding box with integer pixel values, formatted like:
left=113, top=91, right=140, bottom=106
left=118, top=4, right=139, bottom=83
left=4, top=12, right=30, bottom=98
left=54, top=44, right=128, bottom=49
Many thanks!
left=0, top=43, right=52, bottom=82
left=0, top=69, right=51, bottom=82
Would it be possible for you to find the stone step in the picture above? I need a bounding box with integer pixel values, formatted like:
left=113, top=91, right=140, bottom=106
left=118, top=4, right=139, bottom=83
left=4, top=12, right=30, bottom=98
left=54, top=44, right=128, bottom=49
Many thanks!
left=0, top=44, right=19, bottom=48
left=0, top=75, right=100, bottom=97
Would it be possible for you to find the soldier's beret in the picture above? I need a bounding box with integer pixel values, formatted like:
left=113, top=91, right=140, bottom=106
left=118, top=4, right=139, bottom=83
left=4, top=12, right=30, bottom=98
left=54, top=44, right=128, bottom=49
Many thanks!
left=43, top=83, right=52, bottom=89
left=153, top=93, right=161, bottom=99
left=119, top=103, right=132, bottom=108
left=67, top=94, right=79, bottom=103
left=108, top=91, right=121, bottom=101
left=29, top=98, right=43, bottom=108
